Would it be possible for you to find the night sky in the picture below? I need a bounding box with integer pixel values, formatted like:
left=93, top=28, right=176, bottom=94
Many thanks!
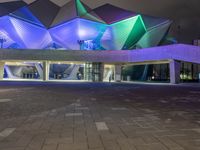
left=2, top=0, right=200, bottom=44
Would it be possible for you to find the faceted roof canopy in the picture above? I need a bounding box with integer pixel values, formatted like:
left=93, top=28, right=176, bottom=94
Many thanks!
left=0, top=0, right=172, bottom=50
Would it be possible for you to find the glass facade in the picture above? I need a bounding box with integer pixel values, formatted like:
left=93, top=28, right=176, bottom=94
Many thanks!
left=49, top=63, right=84, bottom=80
left=84, top=62, right=103, bottom=82
left=4, top=62, right=42, bottom=79
left=180, top=62, right=200, bottom=82
left=122, top=64, right=170, bottom=82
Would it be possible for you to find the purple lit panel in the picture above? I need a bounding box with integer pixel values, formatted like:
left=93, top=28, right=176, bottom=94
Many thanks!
left=9, top=16, right=52, bottom=49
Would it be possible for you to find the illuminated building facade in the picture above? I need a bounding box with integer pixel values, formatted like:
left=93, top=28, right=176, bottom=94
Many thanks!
left=0, top=0, right=199, bottom=83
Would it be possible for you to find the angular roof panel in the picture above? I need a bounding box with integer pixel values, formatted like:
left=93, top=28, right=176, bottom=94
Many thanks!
left=10, top=6, right=44, bottom=27
left=50, top=0, right=105, bottom=27
left=50, top=0, right=78, bottom=28
left=93, top=4, right=137, bottom=24
left=0, top=1, right=27, bottom=17
left=28, top=0, right=60, bottom=28
left=141, top=15, right=171, bottom=30
left=81, top=11, right=106, bottom=24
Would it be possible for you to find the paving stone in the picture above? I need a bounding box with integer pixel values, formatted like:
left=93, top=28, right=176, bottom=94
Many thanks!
left=0, top=83, right=200, bottom=150
left=157, top=137, right=185, bottom=149
left=0, top=99, right=12, bottom=103
left=0, top=128, right=16, bottom=137
left=136, top=143, right=168, bottom=150
left=41, top=144, right=57, bottom=150
left=117, top=138, right=137, bottom=150
left=95, top=122, right=109, bottom=131
left=57, top=142, right=88, bottom=150
left=88, top=136, right=103, bottom=149
left=102, top=140, right=120, bottom=150
left=45, top=137, right=73, bottom=144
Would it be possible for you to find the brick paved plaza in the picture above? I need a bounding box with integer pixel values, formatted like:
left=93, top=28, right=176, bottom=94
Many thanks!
left=0, top=82, right=200, bottom=150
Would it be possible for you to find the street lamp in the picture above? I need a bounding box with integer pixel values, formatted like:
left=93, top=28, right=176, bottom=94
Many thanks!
left=77, top=40, right=85, bottom=50
left=0, top=33, right=6, bottom=49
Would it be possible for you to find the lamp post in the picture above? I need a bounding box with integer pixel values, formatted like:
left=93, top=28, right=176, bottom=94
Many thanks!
left=77, top=40, right=84, bottom=50
left=0, top=34, right=6, bottom=49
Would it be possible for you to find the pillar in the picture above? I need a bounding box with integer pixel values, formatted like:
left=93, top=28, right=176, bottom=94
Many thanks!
left=115, top=64, right=122, bottom=82
left=170, top=60, right=181, bottom=84
left=99, top=63, right=104, bottom=82
left=0, top=62, right=5, bottom=80
left=43, top=61, right=49, bottom=81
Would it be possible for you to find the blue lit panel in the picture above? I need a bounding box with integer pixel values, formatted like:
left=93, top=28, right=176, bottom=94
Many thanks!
left=10, top=6, right=44, bottom=27
left=49, top=19, right=79, bottom=50
left=49, top=18, right=106, bottom=50
left=9, top=17, right=52, bottom=49
left=77, top=19, right=106, bottom=41
left=0, top=30, right=16, bottom=48
left=0, top=16, right=25, bottom=48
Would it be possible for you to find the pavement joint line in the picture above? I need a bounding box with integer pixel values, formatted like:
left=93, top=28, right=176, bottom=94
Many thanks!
left=76, top=107, right=89, bottom=110
left=124, top=99, right=131, bottom=102
left=70, top=103, right=81, bottom=107
left=51, top=109, right=57, bottom=113
left=95, top=122, right=109, bottom=131
left=0, top=128, right=16, bottom=137
left=190, top=91, right=200, bottom=94
left=0, top=99, right=12, bottom=103
left=111, top=107, right=128, bottom=111
left=65, top=113, right=83, bottom=117
left=91, top=98, right=97, bottom=101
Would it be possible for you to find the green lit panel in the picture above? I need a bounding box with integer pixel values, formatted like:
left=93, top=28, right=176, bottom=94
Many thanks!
left=76, top=0, right=87, bottom=16
left=101, top=16, right=139, bottom=50
left=136, top=22, right=171, bottom=49
left=122, top=15, right=146, bottom=49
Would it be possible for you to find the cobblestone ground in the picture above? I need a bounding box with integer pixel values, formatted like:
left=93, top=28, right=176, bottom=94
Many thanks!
left=0, top=82, right=200, bottom=150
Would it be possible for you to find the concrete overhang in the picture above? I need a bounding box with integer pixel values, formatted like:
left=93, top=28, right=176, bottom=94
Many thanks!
left=0, top=44, right=199, bottom=64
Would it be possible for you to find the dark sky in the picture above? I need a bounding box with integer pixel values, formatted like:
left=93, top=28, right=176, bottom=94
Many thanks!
left=2, top=0, right=200, bottom=44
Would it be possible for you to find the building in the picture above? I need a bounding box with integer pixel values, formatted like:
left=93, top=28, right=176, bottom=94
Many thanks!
left=0, top=0, right=199, bottom=84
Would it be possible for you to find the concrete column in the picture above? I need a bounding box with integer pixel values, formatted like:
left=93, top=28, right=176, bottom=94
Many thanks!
left=0, top=62, right=5, bottom=80
left=115, top=64, right=122, bottom=82
left=43, top=61, right=49, bottom=81
left=170, top=60, right=181, bottom=84
left=99, top=63, right=104, bottom=82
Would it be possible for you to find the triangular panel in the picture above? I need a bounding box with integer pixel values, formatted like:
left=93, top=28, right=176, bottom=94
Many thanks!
left=0, top=16, right=26, bottom=48
left=44, top=42, right=64, bottom=50
left=9, top=17, right=52, bottom=49
left=0, top=1, right=27, bottom=17
left=28, top=0, right=60, bottom=28
left=50, top=0, right=78, bottom=28
left=81, top=11, right=106, bottom=24
left=141, top=15, right=171, bottom=30
left=136, top=22, right=171, bottom=49
left=49, top=19, right=79, bottom=50
left=51, top=0, right=95, bottom=28
left=76, top=0, right=88, bottom=16
left=122, top=15, right=146, bottom=49
left=10, top=6, right=44, bottom=27
left=93, top=3, right=137, bottom=24
left=101, top=16, right=139, bottom=50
